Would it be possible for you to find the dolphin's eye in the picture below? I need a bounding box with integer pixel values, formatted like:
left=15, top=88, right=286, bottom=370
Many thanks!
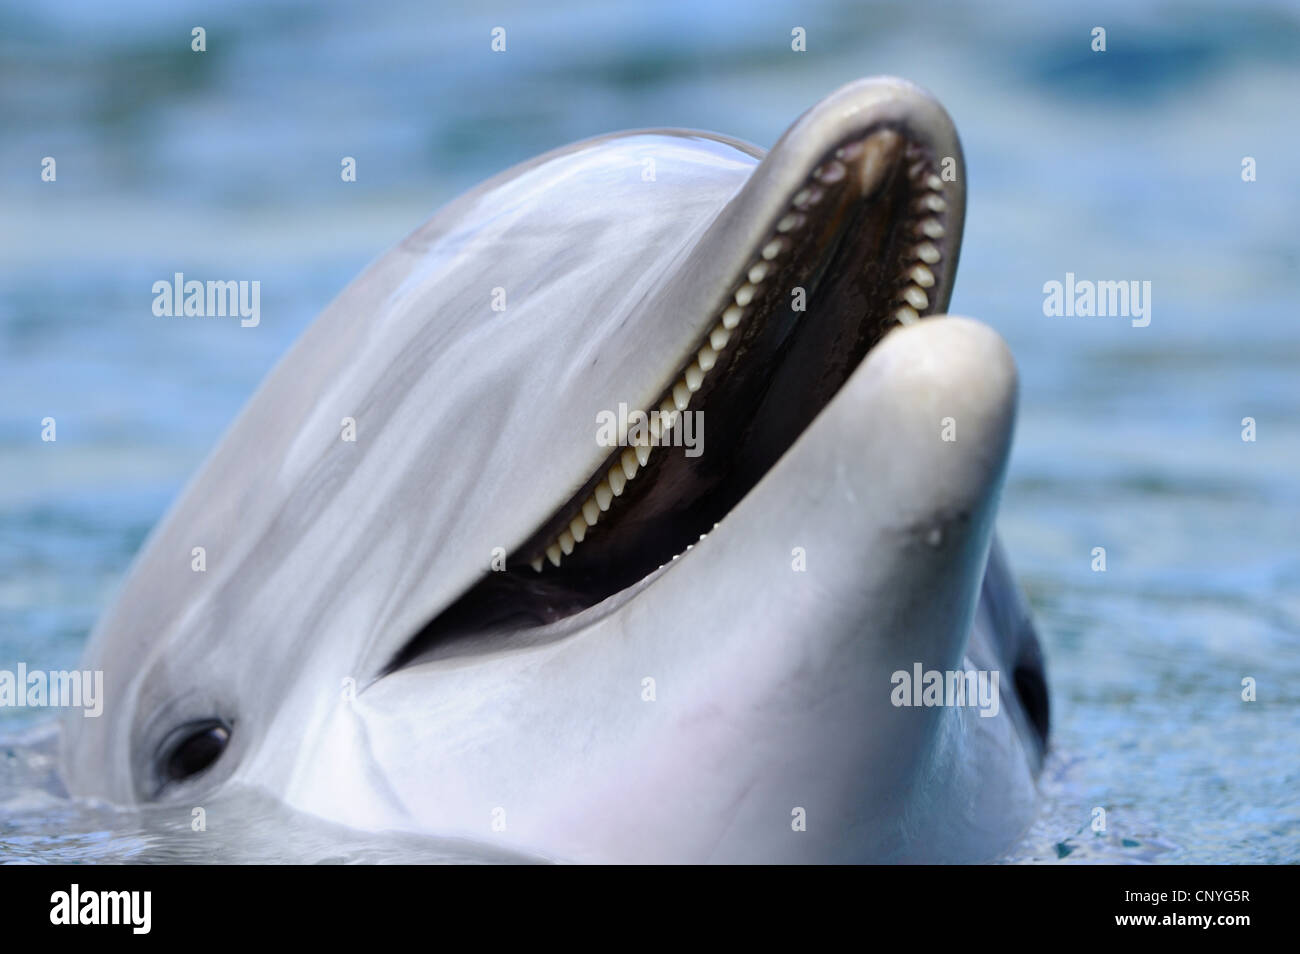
left=161, top=720, right=230, bottom=783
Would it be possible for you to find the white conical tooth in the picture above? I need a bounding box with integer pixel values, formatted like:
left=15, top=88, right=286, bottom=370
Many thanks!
left=762, top=238, right=786, bottom=260
left=734, top=283, right=757, bottom=307
left=748, top=262, right=769, bottom=283
left=530, top=556, right=544, bottom=573
left=895, top=306, right=920, bottom=326
left=595, top=481, right=613, bottom=511
left=658, top=399, right=679, bottom=430
left=621, top=447, right=639, bottom=480
left=568, top=517, right=587, bottom=543
left=709, top=325, right=731, bottom=351
left=635, top=442, right=651, bottom=466
left=915, top=242, right=941, bottom=264
left=903, top=285, right=929, bottom=310
left=582, top=498, right=600, bottom=525
left=909, top=264, right=935, bottom=288
left=919, top=193, right=946, bottom=213
left=814, top=159, right=845, bottom=183
left=925, top=173, right=943, bottom=191
left=697, top=345, right=717, bottom=371
left=558, top=530, right=575, bottom=555
left=546, top=544, right=562, bottom=567
left=684, top=362, right=704, bottom=392
left=776, top=212, right=803, bottom=233
left=722, top=305, right=744, bottom=329
left=608, top=465, right=627, bottom=496
left=918, top=218, right=944, bottom=239
left=673, top=381, right=691, bottom=410
left=793, top=186, right=825, bottom=209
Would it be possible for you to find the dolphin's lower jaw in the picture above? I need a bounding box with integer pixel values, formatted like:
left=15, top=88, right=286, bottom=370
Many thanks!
left=397, top=113, right=963, bottom=660
left=288, top=317, right=1037, bottom=864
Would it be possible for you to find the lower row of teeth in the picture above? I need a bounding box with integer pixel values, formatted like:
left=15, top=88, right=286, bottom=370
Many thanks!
left=893, top=142, right=947, bottom=326
left=527, top=138, right=947, bottom=572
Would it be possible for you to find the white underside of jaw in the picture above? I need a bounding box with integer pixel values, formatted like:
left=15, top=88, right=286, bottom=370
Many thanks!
left=528, top=129, right=952, bottom=573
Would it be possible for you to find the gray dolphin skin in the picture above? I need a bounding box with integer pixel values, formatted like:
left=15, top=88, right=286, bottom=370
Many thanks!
left=60, top=76, right=1049, bottom=863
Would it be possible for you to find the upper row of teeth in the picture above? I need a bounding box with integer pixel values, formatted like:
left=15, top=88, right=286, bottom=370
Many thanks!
left=527, top=137, right=947, bottom=572
left=527, top=268, right=764, bottom=572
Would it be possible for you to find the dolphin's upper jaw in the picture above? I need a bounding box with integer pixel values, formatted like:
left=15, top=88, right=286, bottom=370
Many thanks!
left=392, top=87, right=966, bottom=666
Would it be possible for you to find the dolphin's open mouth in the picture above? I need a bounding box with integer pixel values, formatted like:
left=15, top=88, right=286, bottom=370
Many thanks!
left=392, top=122, right=959, bottom=666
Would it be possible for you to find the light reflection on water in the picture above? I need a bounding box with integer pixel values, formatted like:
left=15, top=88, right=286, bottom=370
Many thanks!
left=1, top=724, right=539, bottom=863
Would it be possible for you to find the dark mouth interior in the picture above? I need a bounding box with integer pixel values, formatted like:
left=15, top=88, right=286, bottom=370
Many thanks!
left=389, top=124, right=953, bottom=670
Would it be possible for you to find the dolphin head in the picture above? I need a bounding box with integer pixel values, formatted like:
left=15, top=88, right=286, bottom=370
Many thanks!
left=61, top=77, right=1046, bottom=861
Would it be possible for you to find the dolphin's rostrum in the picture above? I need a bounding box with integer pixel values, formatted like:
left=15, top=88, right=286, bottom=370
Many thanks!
left=61, top=77, right=1049, bottom=863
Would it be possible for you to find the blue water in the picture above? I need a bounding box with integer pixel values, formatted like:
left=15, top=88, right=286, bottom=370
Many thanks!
left=2, top=0, right=1297, bottom=862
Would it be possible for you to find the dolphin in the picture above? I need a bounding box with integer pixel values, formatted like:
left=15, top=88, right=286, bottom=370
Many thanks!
left=59, top=77, right=1049, bottom=863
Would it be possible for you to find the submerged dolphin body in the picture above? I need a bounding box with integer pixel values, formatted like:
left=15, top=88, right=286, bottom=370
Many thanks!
left=61, top=78, right=1049, bottom=863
